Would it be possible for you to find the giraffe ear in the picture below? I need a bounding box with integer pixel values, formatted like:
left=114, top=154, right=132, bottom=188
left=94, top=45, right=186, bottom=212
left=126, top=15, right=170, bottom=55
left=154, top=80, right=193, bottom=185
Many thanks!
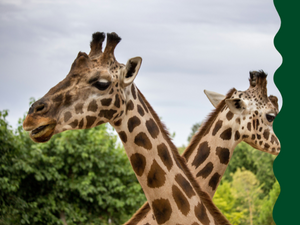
left=225, top=98, right=247, bottom=115
left=121, top=57, right=142, bottom=87
left=269, top=95, right=279, bottom=111
left=204, top=90, right=226, bottom=108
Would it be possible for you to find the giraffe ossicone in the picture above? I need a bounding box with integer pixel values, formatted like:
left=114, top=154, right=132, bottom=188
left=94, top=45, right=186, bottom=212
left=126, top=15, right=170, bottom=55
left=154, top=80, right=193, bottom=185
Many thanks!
left=23, top=32, right=230, bottom=225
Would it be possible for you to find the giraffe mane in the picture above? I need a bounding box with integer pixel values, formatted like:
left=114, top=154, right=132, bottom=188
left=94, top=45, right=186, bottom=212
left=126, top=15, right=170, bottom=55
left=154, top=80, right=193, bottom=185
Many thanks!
left=183, top=88, right=237, bottom=161
left=133, top=88, right=231, bottom=225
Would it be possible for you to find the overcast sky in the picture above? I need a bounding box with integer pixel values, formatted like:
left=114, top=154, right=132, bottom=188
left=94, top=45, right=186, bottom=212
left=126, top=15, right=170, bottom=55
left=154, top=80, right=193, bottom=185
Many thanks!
left=0, top=0, right=281, bottom=147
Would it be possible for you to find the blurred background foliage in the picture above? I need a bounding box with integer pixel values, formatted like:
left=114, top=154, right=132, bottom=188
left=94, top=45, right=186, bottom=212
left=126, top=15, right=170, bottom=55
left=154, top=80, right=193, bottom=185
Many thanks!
left=0, top=109, right=278, bottom=224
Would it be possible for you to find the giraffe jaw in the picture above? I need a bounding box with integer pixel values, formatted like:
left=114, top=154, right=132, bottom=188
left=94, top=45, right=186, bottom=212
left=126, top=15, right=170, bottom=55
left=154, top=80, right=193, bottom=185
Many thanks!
left=29, top=123, right=56, bottom=143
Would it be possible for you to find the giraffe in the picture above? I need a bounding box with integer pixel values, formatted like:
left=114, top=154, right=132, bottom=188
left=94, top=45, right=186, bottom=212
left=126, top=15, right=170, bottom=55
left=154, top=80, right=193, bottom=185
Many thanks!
left=182, top=71, right=280, bottom=197
left=127, top=70, right=280, bottom=225
left=22, top=32, right=230, bottom=225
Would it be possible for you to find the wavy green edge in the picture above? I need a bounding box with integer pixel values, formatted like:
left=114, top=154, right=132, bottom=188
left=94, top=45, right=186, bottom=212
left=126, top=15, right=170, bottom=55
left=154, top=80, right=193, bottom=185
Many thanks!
left=273, top=0, right=300, bottom=224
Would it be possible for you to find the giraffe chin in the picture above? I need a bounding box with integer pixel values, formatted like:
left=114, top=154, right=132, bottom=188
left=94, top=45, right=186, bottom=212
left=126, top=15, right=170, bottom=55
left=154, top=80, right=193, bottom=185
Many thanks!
left=30, top=124, right=56, bottom=143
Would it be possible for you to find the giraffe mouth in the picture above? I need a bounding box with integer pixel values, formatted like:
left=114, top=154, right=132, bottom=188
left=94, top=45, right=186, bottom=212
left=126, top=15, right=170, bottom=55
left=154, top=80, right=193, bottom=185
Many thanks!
left=30, top=123, right=56, bottom=143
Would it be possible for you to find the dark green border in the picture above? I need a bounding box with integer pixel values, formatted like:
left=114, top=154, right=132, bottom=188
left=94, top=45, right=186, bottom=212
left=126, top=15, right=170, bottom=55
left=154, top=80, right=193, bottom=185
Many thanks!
left=273, top=0, right=300, bottom=224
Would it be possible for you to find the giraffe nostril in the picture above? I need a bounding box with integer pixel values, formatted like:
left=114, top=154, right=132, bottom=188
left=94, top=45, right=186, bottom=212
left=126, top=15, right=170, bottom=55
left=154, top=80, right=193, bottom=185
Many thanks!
left=35, top=103, right=47, bottom=113
left=36, top=105, right=45, bottom=112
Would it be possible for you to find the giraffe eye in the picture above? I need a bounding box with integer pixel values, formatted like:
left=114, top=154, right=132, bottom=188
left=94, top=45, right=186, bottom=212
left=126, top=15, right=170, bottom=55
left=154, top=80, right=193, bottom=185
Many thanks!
left=93, top=79, right=111, bottom=91
left=266, top=113, right=275, bottom=122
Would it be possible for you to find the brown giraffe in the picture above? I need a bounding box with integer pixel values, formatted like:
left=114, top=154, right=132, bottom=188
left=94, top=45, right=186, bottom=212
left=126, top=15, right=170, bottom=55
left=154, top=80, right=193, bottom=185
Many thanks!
left=22, top=32, right=230, bottom=225
left=127, top=71, right=280, bottom=225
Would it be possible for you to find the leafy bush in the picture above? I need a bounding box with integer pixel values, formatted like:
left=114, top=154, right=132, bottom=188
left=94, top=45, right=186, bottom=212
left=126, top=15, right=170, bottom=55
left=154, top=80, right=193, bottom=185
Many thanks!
left=0, top=110, right=146, bottom=225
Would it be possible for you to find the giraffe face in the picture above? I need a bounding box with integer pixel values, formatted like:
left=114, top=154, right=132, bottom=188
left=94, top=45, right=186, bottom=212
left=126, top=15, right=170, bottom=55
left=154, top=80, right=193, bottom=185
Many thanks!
left=225, top=86, right=280, bottom=155
left=23, top=32, right=142, bottom=143
left=205, top=71, right=280, bottom=155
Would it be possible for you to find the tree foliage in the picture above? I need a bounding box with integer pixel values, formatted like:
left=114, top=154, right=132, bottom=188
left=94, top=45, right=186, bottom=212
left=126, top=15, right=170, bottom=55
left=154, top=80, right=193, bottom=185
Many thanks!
left=0, top=110, right=146, bottom=225
left=213, top=181, right=247, bottom=225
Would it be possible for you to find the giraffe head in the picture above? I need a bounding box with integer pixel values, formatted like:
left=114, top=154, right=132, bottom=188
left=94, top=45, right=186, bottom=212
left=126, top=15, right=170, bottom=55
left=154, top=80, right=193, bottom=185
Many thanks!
left=23, top=32, right=142, bottom=143
left=205, top=70, right=280, bottom=155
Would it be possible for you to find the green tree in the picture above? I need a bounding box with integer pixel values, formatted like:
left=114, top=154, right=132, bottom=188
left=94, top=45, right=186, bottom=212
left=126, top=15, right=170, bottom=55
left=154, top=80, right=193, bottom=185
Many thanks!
left=0, top=110, right=28, bottom=224
left=231, top=168, right=263, bottom=225
left=0, top=110, right=146, bottom=225
left=258, top=181, right=280, bottom=225
left=213, top=181, right=247, bottom=225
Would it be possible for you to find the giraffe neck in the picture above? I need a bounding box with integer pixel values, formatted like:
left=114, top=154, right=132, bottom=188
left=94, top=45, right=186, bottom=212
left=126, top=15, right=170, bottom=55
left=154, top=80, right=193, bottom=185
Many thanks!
left=130, top=90, right=238, bottom=225
left=115, top=84, right=229, bottom=225
left=183, top=98, right=240, bottom=198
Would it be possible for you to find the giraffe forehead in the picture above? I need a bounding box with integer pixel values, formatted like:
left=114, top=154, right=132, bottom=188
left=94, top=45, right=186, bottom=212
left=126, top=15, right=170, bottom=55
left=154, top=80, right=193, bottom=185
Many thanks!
left=234, top=90, right=275, bottom=112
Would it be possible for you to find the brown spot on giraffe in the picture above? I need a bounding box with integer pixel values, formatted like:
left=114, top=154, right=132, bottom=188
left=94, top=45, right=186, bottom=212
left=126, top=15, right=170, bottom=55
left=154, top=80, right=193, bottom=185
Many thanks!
left=78, top=119, right=84, bottom=129
left=53, top=94, right=63, bottom=105
left=271, top=134, right=279, bottom=145
left=196, top=162, right=214, bottom=178
left=137, top=104, right=145, bottom=116
left=263, top=129, right=270, bottom=140
left=134, top=132, right=152, bottom=150
left=86, top=116, right=96, bottom=128
left=209, top=172, right=221, bottom=191
left=192, top=141, right=211, bottom=169
left=98, top=109, right=117, bottom=120
left=130, top=153, right=146, bottom=176
left=256, top=119, right=260, bottom=130
left=126, top=100, right=134, bottom=113
left=216, top=147, right=230, bottom=165
left=147, top=159, right=166, bottom=188
left=114, top=119, right=122, bottom=126
left=131, top=84, right=137, bottom=99
left=146, top=118, right=160, bottom=139
left=220, top=128, right=232, bottom=140
left=101, top=98, right=112, bottom=106
left=88, top=99, right=98, bottom=112
left=194, top=202, right=210, bottom=225
left=226, top=111, right=234, bottom=121
left=212, top=120, right=222, bottom=136
left=128, top=116, right=141, bottom=133
left=118, top=131, right=127, bottom=143
left=157, top=143, right=173, bottom=171
left=64, top=111, right=72, bottom=122
left=247, top=122, right=251, bottom=131
left=69, top=119, right=78, bottom=128
left=151, top=198, right=172, bottom=224
left=234, top=130, right=240, bottom=141
left=75, top=103, right=84, bottom=114
left=175, top=174, right=196, bottom=198
left=172, top=185, right=190, bottom=216
left=114, top=94, right=120, bottom=108
left=264, top=143, right=270, bottom=150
